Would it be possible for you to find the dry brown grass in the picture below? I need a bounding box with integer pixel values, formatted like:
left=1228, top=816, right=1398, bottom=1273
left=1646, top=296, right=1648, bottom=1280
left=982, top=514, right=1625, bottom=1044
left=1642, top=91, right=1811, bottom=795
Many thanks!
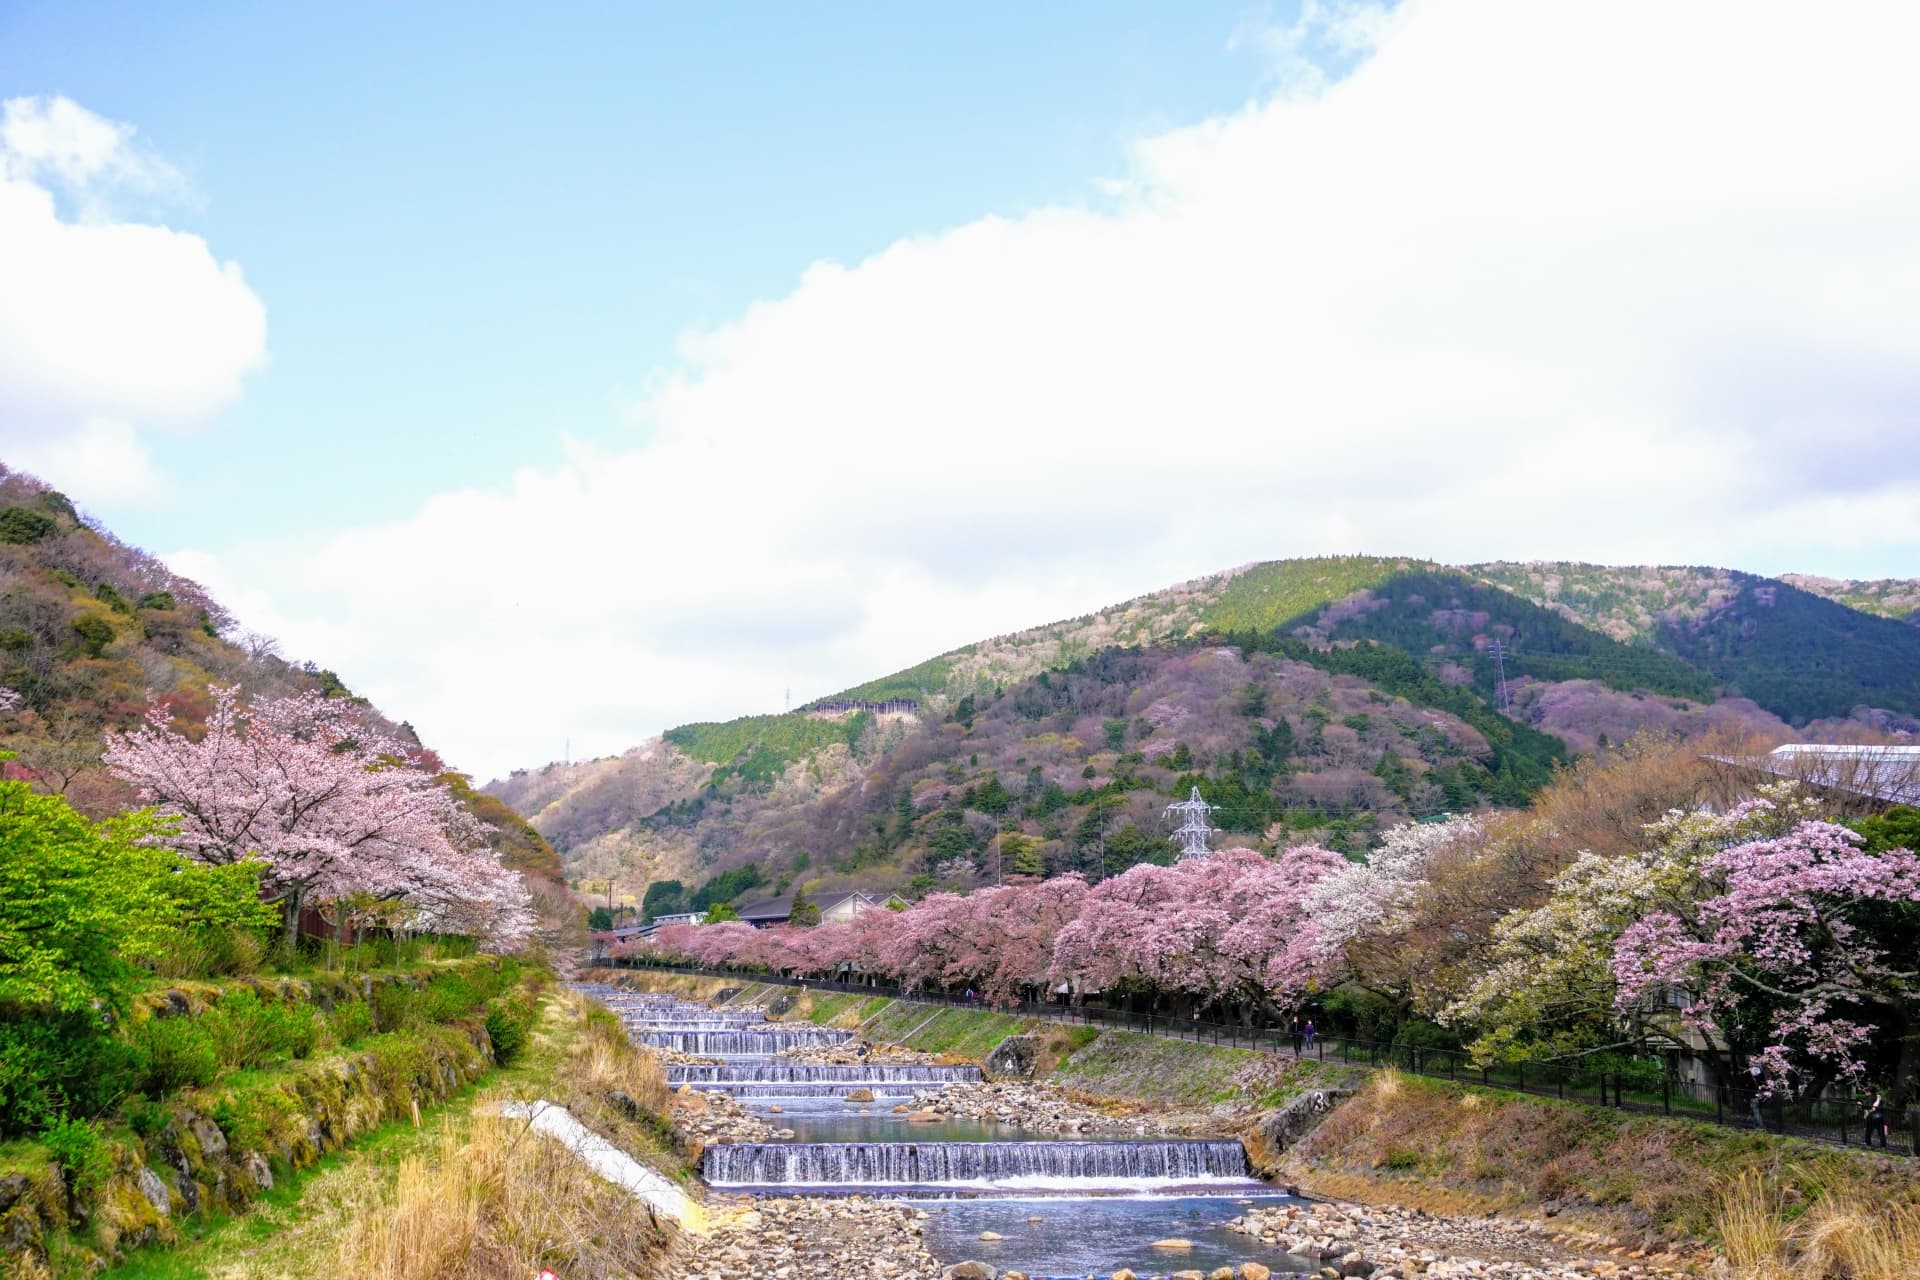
left=569, top=1006, right=670, bottom=1116
left=1717, top=1173, right=1920, bottom=1280
left=327, top=1102, right=670, bottom=1280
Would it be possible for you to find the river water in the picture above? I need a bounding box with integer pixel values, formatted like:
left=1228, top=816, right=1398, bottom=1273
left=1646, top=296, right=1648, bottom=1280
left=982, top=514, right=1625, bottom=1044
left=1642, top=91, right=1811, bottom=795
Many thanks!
left=584, top=984, right=1310, bottom=1277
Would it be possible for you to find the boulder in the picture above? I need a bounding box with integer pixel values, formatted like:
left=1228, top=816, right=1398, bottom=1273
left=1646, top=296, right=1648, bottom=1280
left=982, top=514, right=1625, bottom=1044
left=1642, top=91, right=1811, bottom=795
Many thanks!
left=135, top=1167, right=171, bottom=1217
left=846, top=1087, right=875, bottom=1102
left=1243, top=1089, right=1355, bottom=1177
left=1240, top=1264, right=1273, bottom=1280
left=978, top=1230, right=1004, bottom=1241
left=984, top=1033, right=1041, bottom=1080
left=1151, top=1237, right=1196, bottom=1250
left=944, top=1262, right=996, bottom=1280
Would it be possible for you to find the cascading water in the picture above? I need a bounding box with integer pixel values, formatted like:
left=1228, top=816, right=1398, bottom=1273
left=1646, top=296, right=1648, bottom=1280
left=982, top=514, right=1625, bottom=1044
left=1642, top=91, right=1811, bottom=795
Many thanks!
left=703, top=1140, right=1257, bottom=1189
left=576, top=982, right=1304, bottom=1275
left=667, top=1063, right=980, bottom=1084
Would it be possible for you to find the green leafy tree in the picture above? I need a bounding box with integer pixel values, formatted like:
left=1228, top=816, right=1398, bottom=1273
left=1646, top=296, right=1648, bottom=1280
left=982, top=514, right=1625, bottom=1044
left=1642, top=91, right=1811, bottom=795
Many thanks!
left=642, top=879, right=686, bottom=922
left=0, top=507, right=58, bottom=544
left=0, top=777, right=271, bottom=1133
left=704, top=901, right=741, bottom=923
left=788, top=886, right=821, bottom=927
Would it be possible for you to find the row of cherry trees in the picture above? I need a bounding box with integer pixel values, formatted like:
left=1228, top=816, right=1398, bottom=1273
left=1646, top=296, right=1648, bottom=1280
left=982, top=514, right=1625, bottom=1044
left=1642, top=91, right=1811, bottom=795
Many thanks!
left=104, top=685, right=534, bottom=951
left=625, top=791, right=1920, bottom=1097
left=624, top=831, right=1446, bottom=1015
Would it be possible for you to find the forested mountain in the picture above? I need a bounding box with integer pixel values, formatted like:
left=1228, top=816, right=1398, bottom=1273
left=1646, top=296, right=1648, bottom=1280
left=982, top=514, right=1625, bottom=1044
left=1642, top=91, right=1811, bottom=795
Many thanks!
left=0, top=463, right=566, bottom=894
left=489, top=555, right=1920, bottom=913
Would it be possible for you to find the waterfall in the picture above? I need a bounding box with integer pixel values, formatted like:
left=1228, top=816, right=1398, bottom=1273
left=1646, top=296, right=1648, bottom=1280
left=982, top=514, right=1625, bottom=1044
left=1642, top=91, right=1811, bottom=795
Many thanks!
left=667, top=1064, right=981, bottom=1084
left=702, top=1140, right=1254, bottom=1187
left=682, top=1082, right=938, bottom=1099
left=641, top=1028, right=852, bottom=1054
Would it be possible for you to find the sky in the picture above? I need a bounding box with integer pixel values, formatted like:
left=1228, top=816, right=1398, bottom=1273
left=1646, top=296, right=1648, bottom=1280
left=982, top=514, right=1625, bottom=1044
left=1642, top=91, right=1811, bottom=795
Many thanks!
left=4, top=1, right=1919, bottom=781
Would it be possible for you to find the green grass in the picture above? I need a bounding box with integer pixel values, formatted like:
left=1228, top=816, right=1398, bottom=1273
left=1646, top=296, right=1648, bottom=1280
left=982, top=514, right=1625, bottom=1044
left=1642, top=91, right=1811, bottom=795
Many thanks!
left=1200, top=556, right=1418, bottom=633
left=664, top=711, right=873, bottom=785
left=97, top=983, right=589, bottom=1280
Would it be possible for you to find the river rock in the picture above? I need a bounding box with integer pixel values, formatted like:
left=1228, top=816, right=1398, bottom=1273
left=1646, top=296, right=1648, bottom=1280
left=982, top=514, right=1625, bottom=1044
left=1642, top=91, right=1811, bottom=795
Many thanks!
left=945, top=1263, right=995, bottom=1280
left=1152, top=1237, right=1196, bottom=1249
left=135, top=1167, right=170, bottom=1217
left=1242, top=1089, right=1354, bottom=1176
left=978, top=1230, right=1004, bottom=1241
left=983, top=1033, right=1040, bottom=1080
left=1239, top=1265, right=1272, bottom=1280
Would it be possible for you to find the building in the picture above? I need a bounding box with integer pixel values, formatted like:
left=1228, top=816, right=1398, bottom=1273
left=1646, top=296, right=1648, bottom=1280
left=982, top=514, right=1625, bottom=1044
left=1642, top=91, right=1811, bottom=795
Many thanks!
left=732, top=890, right=906, bottom=928
left=1720, top=743, right=1920, bottom=808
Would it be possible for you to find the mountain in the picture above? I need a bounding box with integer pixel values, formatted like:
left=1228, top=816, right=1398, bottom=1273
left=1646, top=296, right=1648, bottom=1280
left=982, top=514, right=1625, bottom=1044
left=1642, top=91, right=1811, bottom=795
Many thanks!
left=0, top=462, right=567, bottom=898
left=488, top=555, right=1920, bottom=910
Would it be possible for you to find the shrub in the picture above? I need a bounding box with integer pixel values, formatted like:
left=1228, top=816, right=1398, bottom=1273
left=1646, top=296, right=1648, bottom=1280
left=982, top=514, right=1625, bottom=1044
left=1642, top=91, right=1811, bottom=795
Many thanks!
left=373, top=982, right=423, bottom=1033
left=326, top=1000, right=375, bottom=1049
left=0, top=1012, right=133, bottom=1137
left=136, top=591, right=176, bottom=611
left=124, top=1096, right=170, bottom=1139
left=203, top=990, right=319, bottom=1068
left=42, top=1117, right=110, bottom=1196
left=484, top=1004, right=529, bottom=1066
left=129, top=1016, right=219, bottom=1095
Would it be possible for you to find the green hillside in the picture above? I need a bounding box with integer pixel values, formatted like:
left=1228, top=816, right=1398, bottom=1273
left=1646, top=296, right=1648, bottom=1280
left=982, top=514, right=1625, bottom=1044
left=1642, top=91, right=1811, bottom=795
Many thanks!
left=493, top=555, right=1920, bottom=903
left=1657, top=573, right=1920, bottom=722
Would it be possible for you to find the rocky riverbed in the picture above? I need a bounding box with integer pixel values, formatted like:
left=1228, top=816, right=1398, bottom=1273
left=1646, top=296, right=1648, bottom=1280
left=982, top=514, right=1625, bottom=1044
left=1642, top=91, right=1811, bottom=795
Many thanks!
left=670, top=1083, right=789, bottom=1145
left=1227, top=1202, right=1698, bottom=1280
left=906, top=1080, right=1174, bottom=1134
left=671, top=1197, right=944, bottom=1279
left=778, top=1039, right=955, bottom=1065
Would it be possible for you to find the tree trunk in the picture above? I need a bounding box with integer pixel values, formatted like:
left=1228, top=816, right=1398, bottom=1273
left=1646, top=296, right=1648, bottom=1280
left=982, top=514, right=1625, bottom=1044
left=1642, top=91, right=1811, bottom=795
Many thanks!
left=280, top=886, right=307, bottom=954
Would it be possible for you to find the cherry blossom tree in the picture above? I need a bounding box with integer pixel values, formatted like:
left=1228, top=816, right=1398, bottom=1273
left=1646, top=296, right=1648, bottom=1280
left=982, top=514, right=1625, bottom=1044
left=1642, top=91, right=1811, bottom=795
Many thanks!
left=1289, top=815, right=1481, bottom=1003
left=104, top=685, right=532, bottom=950
left=1444, top=787, right=1813, bottom=1064
left=1612, top=819, right=1920, bottom=1093
left=1049, top=845, right=1346, bottom=1016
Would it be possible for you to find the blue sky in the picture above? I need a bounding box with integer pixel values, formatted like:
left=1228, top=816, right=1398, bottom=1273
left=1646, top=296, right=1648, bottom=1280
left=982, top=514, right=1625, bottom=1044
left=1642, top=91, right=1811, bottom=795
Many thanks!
left=4, top=2, right=1918, bottom=778
left=2, top=0, right=1287, bottom=547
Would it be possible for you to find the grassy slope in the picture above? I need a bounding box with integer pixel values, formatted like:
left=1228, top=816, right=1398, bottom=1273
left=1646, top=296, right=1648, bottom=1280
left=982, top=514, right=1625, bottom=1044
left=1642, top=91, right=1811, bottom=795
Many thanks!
left=598, top=971, right=1920, bottom=1257
left=1284, top=1073, right=1920, bottom=1246
left=99, top=988, right=681, bottom=1280
left=590, top=971, right=1350, bottom=1112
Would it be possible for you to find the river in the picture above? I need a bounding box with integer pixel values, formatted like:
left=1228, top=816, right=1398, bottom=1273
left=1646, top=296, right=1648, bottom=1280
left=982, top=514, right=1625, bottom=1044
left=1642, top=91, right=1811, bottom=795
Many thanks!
left=582, top=983, right=1312, bottom=1277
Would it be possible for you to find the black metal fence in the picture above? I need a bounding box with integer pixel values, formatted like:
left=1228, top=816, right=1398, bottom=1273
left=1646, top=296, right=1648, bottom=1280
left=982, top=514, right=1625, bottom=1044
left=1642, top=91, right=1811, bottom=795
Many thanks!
left=601, top=956, right=1919, bottom=1156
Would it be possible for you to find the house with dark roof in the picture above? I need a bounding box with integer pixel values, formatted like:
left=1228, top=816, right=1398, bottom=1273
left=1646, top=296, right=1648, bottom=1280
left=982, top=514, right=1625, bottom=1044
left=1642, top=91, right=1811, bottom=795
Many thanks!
left=733, top=890, right=906, bottom=928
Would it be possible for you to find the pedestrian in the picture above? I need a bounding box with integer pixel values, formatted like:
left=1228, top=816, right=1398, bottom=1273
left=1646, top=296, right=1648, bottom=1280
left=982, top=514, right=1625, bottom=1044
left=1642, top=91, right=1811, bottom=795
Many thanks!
left=965, top=986, right=976, bottom=1005
left=1748, top=1064, right=1766, bottom=1130
left=1290, top=1017, right=1303, bottom=1056
left=1304, top=1019, right=1317, bottom=1049
left=1865, top=1090, right=1889, bottom=1148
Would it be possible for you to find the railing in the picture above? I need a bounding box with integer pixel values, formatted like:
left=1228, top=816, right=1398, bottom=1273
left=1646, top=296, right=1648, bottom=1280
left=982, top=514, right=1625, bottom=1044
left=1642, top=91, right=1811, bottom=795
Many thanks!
left=600, top=956, right=1919, bottom=1157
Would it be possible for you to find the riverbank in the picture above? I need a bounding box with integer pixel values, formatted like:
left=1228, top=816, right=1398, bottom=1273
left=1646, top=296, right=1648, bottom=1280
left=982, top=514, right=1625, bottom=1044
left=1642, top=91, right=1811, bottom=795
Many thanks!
left=590, top=969, right=1920, bottom=1277
left=93, top=988, right=681, bottom=1280
left=1280, top=1071, right=1920, bottom=1273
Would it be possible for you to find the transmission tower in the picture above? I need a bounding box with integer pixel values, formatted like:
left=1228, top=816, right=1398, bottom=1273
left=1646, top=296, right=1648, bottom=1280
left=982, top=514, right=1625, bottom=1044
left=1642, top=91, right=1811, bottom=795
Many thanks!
left=1164, top=786, right=1219, bottom=861
left=1488, top=639, right=1513, bottom=714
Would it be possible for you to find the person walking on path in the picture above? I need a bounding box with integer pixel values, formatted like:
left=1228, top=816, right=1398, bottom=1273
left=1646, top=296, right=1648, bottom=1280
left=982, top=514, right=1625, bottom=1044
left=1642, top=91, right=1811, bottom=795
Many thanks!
left=1290, top=1017, right=1304, bottom=1056
left=1748, top=1064, right=1766, bottom=1130
left=1303, top=1019, right=1317, bottom=1050
left=1865, top=1090, right=1889, bottom=1148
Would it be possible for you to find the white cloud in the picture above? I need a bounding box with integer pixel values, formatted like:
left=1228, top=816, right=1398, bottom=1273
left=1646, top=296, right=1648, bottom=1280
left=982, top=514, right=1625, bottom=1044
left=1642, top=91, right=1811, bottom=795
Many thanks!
left=192, top=0, right=1920, bottom=779
left=0, top=96, right=265, bottom=503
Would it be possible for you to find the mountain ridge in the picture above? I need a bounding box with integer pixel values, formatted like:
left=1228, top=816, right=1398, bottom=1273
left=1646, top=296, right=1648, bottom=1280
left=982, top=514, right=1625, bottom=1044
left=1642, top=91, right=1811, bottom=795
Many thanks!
left=486, top=555, right=1920, bottom=910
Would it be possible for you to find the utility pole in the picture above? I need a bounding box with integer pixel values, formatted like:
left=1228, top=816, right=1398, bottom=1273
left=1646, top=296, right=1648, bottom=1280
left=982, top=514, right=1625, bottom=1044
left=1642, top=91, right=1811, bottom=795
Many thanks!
left=1488, top=640, right=1512, bottom=714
